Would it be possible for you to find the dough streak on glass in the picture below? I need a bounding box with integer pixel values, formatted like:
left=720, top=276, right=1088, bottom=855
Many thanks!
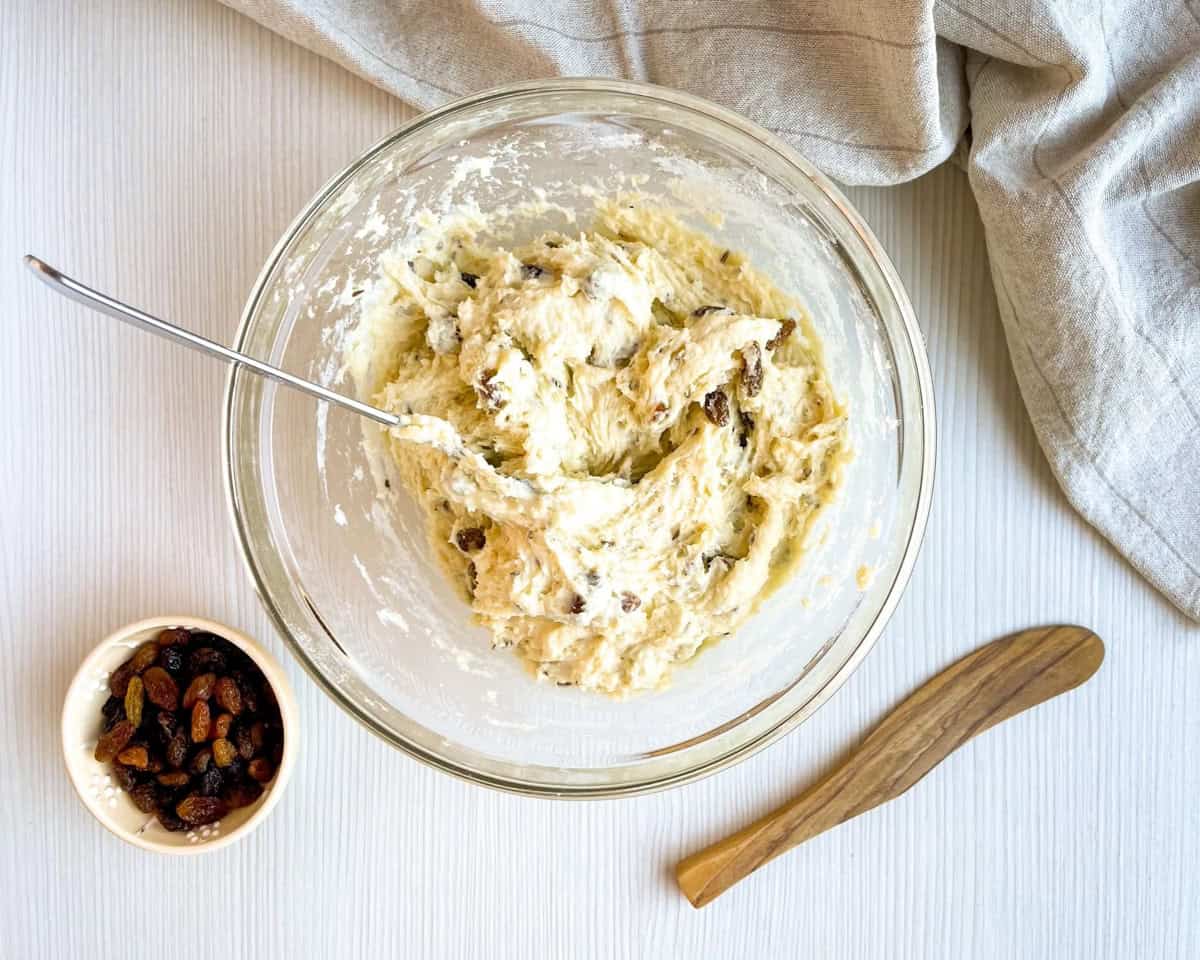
left=349, top=198, right=848, bottom=695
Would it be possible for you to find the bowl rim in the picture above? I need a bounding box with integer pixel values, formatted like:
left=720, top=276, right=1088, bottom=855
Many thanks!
left=223, top=77, right=936, bottom=799
left=61, top=615, right=299, bottom=854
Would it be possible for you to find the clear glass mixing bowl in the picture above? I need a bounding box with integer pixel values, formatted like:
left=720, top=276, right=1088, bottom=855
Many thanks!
left=224, top=79, right=934, bottom=797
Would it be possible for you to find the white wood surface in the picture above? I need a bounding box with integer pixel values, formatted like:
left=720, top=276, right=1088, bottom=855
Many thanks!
left=2, top=2, right=1197, bottom=957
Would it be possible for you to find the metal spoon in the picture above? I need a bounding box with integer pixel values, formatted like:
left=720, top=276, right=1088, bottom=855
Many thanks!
left=23, top=255, right=400, bottom=427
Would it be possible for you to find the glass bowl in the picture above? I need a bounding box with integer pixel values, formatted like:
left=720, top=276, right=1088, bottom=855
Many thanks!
left=224, top=79, right=934, bottom=797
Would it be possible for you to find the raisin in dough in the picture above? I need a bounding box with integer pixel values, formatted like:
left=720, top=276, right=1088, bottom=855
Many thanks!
left=348, top=199, right=847, bottom=695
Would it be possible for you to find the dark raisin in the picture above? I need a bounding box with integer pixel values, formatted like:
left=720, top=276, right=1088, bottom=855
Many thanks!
left=191, top=701, right=211, bottom=743
left=101, top=696, right=125, bottom=731
left=455, top=527, right=486, bottom=552
left=155, top=710, right=179, bottom=744
left=94, top=720, right=135, bottom=763
left=232, top=670, right=261, bottom=714
left=108, top=659, right=137, bottom=698
left=620, top=592, right=642, bottom=613
left=188, top=646, right=227, bottom=675
left=766, top=318, right=796, bottom=350
left=521, top=263, right=545, bottom=279
left=460, top=271, right=478, bottom=288
left=111, top=764, right=138, bottom=792
left=212, top=738, right=237, bottom=768
left=270, top=742, right=284, bottom=767
left=166, top=732, right=189, bottom=769
left=585, top=570, right=601, bottom=587
left=475, top=369, right=506, bottom=410
left=176, top=794, right=228, bottom=826
left=720, top=250, right=731, bottom=264
left=213, top=712, right=233, bottom=740
left=141, top=667, right=178, bottom=710
left=741, top=342, right=763, bottom=397
left=157, top=646, right=184, bottom=674
left=156, top=771, right=190, bottom=788
left=129, top=783, right=160, bottom=814
left=247, top=758, right=274, bottom=783
left=117, top=745, right=150, bottom=769
left=214, top=677, right=243, bottom=715
left=157, top=809, right=188, bottom=832
left=569, top=594, right=586, bottom=615
left=123, top=675, right=144, bottom=729
left=250, top=722, right=267, bottom=754
left=155, top=627, right=191, bottom=647
left=223, top=780, right=263, bottom=810
left=703, top=390, right=730, bottom=427
left=197, top=766, right=222, bottom=797
left=466, top=561, right=478, bottom=594
left=739, top=411, right=755, bottom=448
left=692, top=304, right=724, bottom=317
left=144, top=755, right=164, bottom=773
left=189, top=747, right=213, bottom=775
left=182, top=672, right=216, bottom=709
left=235, top=724, right=255, bottom=760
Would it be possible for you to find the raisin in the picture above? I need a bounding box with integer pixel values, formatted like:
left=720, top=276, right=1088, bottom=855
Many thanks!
left=94, top=720, right=135, bottom=763
left=176, top=794, right=227, bottom=826
left=123, top=675, right=144, bottom=729
left=111, top=764, right=138, bottom=792
left=155, top=710, right=179, bottom=744
left=460, top=271, right=478, bottom=288
left=188, top=647, right=227, bottom=675
left=100, top=696, right=125, bottom=731
left=155, top=627, right=191, bottom=647
left=116, top=745, right=149, bottom=769
left=235, top=725, right=255, bottom=760
left=129, top=642, right=161, bottom=673
left=108, top=659, right=137, bottom=698
left=189, top=747, right=213, bottom=775
left=703, top=390, right=730, bottom=427
left=692, top=304, right=724, bottom=317
left=466, top=561, right=478, bottom=594
left=741, top=342, right=763, bottom=397
left=766, top=318, right=796, bottom=351
left=223, top=780, right=263, bottom=810
left=247, top=758, right=274, bottom=783
left=270, top=742, right=284, bottom=767
left=156, top=771, right=190, bottom=788
left=249, top=722, right=267, bottom=754
left=212, top=738, right=236, bottom=768
left=455, top=527, right=486, bottom=552
left=475, top=369, right=506, bottom=411
left=181, top=672, right=215, bottom=709
left=214, top=677, right=242, bottom=715
left=225, top=757, right=246, bottom=782
left=129, top=783, right=160, bottom=814
left=738, top=411, right=755, bottom=449
left=144, top=755, right=164, bottom=773
left=720, top=250, right=731, bottom=264
left=569, top=594, right=586, bottom=615
left=191, top=701, right=211, bottom=743
left=197, top=766, right=223, bottom=797
left=141, top=667, right=178, bottom=710
left=157, top=646, right=184, bottom=674
left=213, top=712, right=233, bottom=740
left=521, top=263, right=545, bottom=279
left=166, top=732, right=188, bottom=769
left=620, top=592, right=642, bottom=613
left=157, top=809, right=188, bottom=832
left=233, top=672, right=261, bottom=714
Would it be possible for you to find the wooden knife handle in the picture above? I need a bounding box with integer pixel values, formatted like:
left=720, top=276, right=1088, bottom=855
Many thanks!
left=676, top=625, right=1104, bottom=908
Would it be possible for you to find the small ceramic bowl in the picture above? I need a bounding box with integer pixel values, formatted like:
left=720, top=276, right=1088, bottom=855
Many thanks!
left=62, top=615, right=298, bottom=853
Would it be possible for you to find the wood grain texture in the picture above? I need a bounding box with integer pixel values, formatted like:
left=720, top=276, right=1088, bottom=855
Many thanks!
left=1, top=2, right=1197, bottom=958
left=677, top=627, right=1105, bottom=906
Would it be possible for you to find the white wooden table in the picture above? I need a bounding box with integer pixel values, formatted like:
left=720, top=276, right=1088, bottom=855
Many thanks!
left=3, top=2, right=1197, bottom=957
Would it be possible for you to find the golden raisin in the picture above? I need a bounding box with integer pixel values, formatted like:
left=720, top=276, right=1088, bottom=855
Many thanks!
left=182, top=672, right=216, bottom=709
left=123, top=676, right=144, bottom=729
left=94, top=720, right=135, bottom=763
left=212, top=738, right=236, bottom=768
left=116, top=746, right=149, bottom=769
left=213, top=712, right=233, bottom=739
left=175, top=794, right=227, bottom=825
left=129, top=642, right=160, bottom=673
left=190, top=700, right=211, bottom=743
left=155, top=627, right=191, bottom=647
left=156, top=771, right=190, bottom=787
left=214, top=677, right=242, bottom=715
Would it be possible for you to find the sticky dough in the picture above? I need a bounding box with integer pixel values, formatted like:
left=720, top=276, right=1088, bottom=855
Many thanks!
left=348, top=198, right=848, bottom=695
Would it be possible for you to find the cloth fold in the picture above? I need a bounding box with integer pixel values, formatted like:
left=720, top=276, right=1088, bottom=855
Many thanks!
left=224, top=0, right=1200, bottom=619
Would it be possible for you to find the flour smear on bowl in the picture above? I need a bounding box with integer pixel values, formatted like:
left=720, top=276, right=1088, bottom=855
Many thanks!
left=346, top=196, right=848, bottom=695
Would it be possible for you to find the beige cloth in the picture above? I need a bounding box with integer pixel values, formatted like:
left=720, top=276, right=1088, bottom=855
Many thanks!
left=223, top=0, right=1200, bottom=620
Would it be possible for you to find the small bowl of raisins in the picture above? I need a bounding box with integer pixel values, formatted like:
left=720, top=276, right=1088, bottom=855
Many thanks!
left=61, top=616, right=297, bottom=853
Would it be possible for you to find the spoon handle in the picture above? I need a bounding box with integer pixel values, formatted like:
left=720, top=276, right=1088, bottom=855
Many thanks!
left=676, top=625, right=1104, bottom=908
left=23, top=255, right=399, bottom=427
